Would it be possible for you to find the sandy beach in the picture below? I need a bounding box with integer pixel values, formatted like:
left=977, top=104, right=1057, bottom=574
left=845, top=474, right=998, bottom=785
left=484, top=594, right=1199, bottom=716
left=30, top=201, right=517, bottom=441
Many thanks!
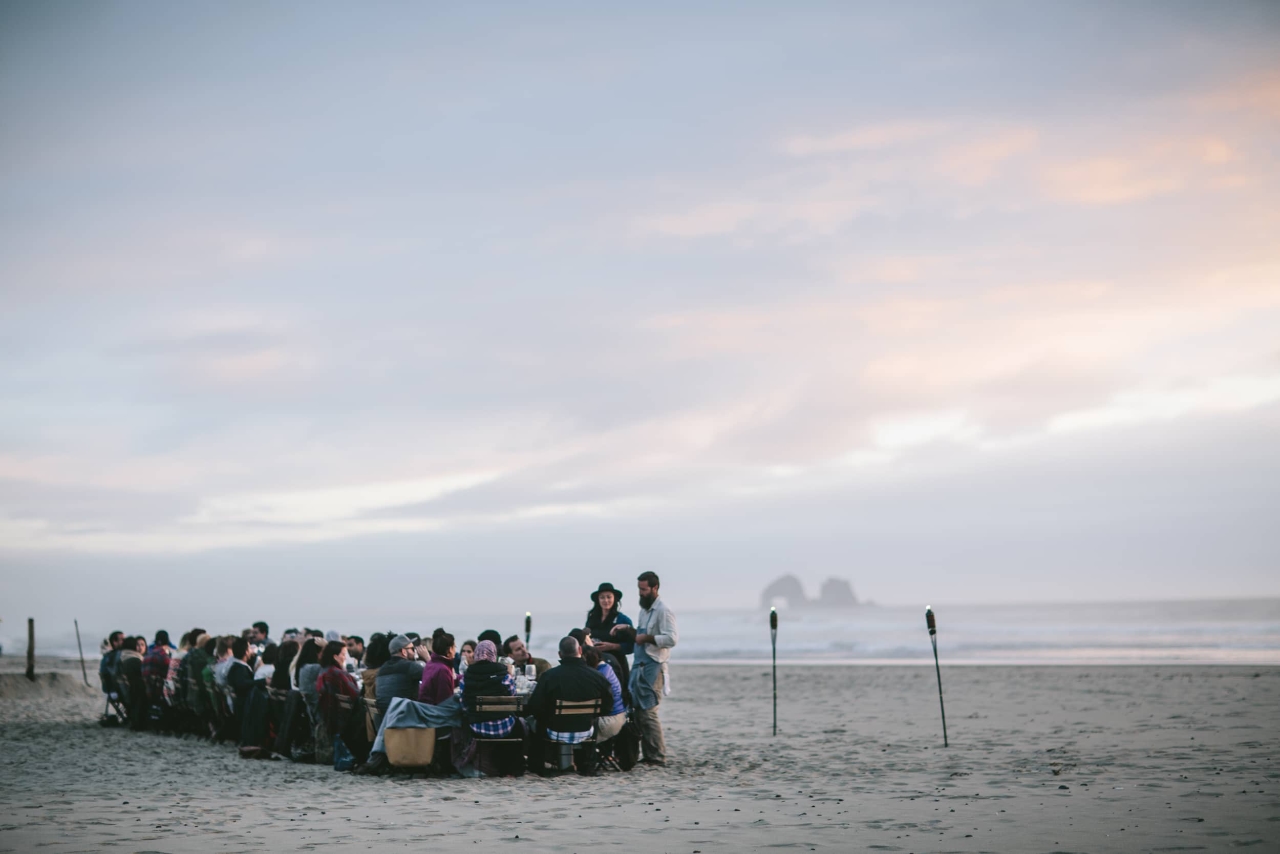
left=1, top=658, right=1277, bottom=853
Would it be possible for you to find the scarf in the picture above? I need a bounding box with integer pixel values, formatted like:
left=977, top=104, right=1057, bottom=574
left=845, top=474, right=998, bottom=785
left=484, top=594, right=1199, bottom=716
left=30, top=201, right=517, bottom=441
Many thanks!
left=474, top=640, right=498, bottom=663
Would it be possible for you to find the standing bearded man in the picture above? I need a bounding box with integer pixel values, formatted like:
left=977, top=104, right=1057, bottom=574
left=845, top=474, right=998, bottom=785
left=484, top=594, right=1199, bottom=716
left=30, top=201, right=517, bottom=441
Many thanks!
left=622, top=571, right=678, bottom=766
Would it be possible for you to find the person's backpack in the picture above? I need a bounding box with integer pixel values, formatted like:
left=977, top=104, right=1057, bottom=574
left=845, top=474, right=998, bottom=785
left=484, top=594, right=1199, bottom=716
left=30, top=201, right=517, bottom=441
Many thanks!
left=615, top=711, right=642, bottom=771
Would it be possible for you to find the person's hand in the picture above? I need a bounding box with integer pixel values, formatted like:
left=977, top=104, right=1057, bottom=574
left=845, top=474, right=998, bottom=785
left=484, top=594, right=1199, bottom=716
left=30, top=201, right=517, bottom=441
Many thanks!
left=595, top=641, right=619, bottom=652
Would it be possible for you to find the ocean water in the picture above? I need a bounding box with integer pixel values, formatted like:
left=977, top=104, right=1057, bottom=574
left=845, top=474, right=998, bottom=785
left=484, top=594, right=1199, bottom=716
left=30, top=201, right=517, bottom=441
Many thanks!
left=10, top=598, right=1278, bottom=667
left=672, top=599, right=1280, bottom=665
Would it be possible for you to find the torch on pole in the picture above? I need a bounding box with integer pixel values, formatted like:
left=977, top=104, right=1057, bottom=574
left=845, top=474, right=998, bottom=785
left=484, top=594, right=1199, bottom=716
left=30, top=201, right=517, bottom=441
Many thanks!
left=524, top=612, right=532, bottom=648
left=770, top=606, right=778, bottom=737
left=74, top=619, right=89, bottom=687
left=925, top=606, right=948, bottom=747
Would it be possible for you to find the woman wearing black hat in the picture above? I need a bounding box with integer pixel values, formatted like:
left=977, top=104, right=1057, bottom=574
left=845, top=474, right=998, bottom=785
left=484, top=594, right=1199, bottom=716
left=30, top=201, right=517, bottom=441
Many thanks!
left=585, top=582, right=634, bottom=688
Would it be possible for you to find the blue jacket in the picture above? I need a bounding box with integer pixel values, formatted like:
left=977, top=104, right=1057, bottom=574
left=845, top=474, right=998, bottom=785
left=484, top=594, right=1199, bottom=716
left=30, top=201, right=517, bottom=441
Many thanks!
left=99, top=649, right=120, bottom=694
left=596, top=661, right=625, bottom=715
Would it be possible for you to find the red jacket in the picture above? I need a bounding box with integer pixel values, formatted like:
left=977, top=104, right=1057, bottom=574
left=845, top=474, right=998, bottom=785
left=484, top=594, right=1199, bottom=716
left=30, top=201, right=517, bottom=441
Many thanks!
left=417, top=653, right=457, bottom=705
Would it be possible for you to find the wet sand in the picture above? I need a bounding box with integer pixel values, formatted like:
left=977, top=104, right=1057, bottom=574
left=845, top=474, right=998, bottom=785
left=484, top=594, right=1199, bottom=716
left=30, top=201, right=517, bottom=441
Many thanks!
left=1, top=660, right=1277, bottom=852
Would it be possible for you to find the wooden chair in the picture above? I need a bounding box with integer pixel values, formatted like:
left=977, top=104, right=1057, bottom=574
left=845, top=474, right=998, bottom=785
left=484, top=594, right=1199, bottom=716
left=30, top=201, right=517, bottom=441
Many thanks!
left=471, top=695, right=526, bottom=774
left=544, top=698, right=602, bottom=771
left=362, top=684, right=380, bottom=743
left=550, top=698, right=602, bottom=731
left=334, top=693, right=357, bottom=719
left=274, top=689, right=309, bottom=759
left=474, top=694, right=525, bottom=715
left=266, top=686, right=289, bottom=741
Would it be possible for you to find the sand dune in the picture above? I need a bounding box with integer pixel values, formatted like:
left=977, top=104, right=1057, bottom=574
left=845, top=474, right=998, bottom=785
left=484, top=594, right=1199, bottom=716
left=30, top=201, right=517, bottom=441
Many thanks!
left=1, top=661, right=1277, bottom=852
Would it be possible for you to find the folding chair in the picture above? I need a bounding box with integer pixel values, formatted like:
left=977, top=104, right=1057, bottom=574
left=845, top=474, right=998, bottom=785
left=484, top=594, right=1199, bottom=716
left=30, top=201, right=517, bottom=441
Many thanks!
left=100, top=693, right=128, bottom=727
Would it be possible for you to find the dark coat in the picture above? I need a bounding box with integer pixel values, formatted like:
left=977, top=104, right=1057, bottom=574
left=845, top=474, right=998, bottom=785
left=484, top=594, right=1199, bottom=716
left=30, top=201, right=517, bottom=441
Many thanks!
left=586, top=608, right=634, bottom=691
left=227, top=659, right=255, bottom=703
left=270, top=658, right=294, bottom=693
left=185, top=647, right=212, bottom=716
left=586, top=608, right=635, bottom=656
left=98, top=649, right=120, bottom=695
left=461, top=660, right=514, bottom=724
left=525, top=657, right=613, bottom=733
left=119, top=652, right=146, bottom=731
left=375, top=655, right=425, bottom=721
left=239, top=681, right=272, bottom=749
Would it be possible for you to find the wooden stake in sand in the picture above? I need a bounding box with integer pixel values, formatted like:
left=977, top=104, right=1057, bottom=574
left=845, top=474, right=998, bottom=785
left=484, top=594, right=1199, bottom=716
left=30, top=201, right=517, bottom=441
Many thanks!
left=26, top=617, right=35, bottom=682
left=74, top=619, right=90, bottom=687
left=524, top=612, right=532, bottom=647
left=925, top=606, right=948, bottom=747
left=770, top=606, right=778, bottom=737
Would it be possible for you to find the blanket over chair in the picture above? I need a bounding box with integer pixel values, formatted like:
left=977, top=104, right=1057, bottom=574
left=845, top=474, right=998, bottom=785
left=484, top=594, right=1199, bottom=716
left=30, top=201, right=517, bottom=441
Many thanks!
left=369, top=696, right=463, bottom=755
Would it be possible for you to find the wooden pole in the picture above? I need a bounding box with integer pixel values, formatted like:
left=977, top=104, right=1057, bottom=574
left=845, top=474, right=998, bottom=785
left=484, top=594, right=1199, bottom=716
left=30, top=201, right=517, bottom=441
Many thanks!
left=26, top=618, right=35, bottom=681
left=925, top=606, right=948, bottom=747
left=74, top=619, right=90, bottom=686
left=770, top=607, right=778, bottom=737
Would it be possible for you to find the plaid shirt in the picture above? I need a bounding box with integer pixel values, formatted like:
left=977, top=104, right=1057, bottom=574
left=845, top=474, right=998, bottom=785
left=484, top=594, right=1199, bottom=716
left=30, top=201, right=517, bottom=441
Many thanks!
left=141, top=645, right=171, bottom=702
left=460, top=671, right=518, bottom=737
left=546, top=726, right=594, bottom=744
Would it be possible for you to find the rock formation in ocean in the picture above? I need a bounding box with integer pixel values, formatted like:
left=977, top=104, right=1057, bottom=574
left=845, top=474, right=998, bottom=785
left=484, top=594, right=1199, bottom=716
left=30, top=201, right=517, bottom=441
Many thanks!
left=817, top=577, right=859, bottom=608
left=760, top=574, right=858, bottom=609
left=760, top=574, right=809, bottom=610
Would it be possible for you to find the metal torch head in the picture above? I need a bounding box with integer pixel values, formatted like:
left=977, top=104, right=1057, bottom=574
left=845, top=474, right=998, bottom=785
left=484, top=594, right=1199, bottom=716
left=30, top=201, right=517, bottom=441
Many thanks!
left=524, top=612, right=532, bottom=633
left=769, top=607, right=778, bottom=630
left=925, top=606, right=936, bottom=636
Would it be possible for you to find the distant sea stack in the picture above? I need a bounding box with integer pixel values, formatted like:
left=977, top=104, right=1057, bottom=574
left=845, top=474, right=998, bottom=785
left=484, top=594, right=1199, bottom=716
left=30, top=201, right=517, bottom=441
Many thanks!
left=761, top=574, right=859, bottom=610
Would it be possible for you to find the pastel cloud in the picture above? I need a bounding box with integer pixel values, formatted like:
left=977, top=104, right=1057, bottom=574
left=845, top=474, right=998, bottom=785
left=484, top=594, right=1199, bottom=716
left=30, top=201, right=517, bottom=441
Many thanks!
left=638, top=74, right=1279, bottom=242
left=782, top=121, right=950, bottom=156
left=0, top=4, right=1277, bottom=613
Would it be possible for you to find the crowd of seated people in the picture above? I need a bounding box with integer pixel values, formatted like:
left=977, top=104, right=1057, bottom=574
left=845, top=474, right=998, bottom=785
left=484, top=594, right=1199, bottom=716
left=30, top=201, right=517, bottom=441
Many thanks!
left=96, top=573, right=678, bottom=778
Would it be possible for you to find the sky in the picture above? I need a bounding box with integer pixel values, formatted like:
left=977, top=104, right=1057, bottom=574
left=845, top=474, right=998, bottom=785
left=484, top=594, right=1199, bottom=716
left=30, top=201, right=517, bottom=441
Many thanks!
left=2, top=1, right=1279, bottom=634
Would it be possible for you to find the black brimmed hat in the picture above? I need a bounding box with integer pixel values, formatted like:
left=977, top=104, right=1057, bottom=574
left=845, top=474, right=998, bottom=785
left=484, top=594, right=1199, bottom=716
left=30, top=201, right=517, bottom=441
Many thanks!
left=591, top=582, right=623, bottom=604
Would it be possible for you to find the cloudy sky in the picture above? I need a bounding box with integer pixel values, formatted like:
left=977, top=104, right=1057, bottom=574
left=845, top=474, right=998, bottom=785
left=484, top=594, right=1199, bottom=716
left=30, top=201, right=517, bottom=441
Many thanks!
left=2, top=1, right=1278, bottom=629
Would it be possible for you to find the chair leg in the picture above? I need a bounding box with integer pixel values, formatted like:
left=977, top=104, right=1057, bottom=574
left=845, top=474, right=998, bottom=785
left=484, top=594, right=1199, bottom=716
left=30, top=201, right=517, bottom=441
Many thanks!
left=524, top=729, right=545, bottom=775
left=577, top=742, right=599, bottom=775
